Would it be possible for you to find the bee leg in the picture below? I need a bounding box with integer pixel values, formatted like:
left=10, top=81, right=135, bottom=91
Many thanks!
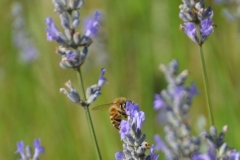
left=111, top=118, right=121, bottom=130
left=117, top=110, right=127, bottom=119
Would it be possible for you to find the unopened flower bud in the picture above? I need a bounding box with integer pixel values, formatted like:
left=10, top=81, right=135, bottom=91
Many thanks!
left=59, top=12, right=70, bottom=29
left=60, top=80, right=81, bottom=103
left=72, top=11, right=80, bottom=29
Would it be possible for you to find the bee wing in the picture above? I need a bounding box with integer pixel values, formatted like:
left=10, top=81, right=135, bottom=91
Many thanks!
left=91, top=103, right=114, bottom=110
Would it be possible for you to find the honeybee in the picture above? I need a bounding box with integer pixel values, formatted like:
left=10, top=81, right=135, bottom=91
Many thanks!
left=92, top=97, right=129, bottom=130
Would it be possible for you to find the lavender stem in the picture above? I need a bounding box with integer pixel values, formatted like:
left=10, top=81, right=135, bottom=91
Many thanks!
left=76, top=68, right=102, bottom=160
left=198, top=45, right=215, bottom=126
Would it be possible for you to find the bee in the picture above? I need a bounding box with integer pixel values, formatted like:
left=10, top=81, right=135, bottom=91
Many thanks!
left=92, top=97, right=129, bottom=130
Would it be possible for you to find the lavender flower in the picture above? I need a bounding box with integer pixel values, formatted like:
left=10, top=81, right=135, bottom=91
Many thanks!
left=154, top=60, right=240, bottom=159
left=184, top=22, right=198, bottom=43
left=179, top=0, right=215, bottom=45
left=84, top=11, right=101, bottom=38
left=11, top=2, right=39, bottom=64
left=153, top=60, right=200, bottom=159
left=86, top=68, right=107, bottom=105
left=45, top=0, right=102, bottom=69
left=57, top=47, right=88, bottom=69
left=192, top=146, right=216, bottom=160
left=60, top=80, right=81, bottom=104
left=115, top=101, right=159, bottom=160
left=115, top=151, right=125, bottom=160
left=153, top=94, right=168, bottom=110
left=45, top=17, right=68, bottom=46
left=15, top=139, right=44, bottom=160
left=200, top=19, right=214, bottom=43
left=60, top=69, right=107, bottom=107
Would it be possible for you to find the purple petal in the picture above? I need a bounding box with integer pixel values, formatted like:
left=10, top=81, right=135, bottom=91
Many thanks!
left=15, top=141, right=26, bottom=159
left=154, top=135, right=167, bottom=152
left=45, top=17, right=65, bottom=44
left=133, top=111, right=145, bottom=129
left=153, top=94, right=167, bottom=110
left=115, top=151, right=125, bottom=160
left=125, top=102, right=139, bottom=118
left=33, top=139, right=44, bottom=159
left=97, top=68, right=107, bottom=87
left=119, top=120, right=130, bottom=139
left=150, top=146, right=159, bottom=160
left=84, top=11, right=101, bottom=37
left=184, top=22, right=199, bottom=43
left=200, top=19, right=214, bottom=42
left=189, top=82, right=199, bottom=99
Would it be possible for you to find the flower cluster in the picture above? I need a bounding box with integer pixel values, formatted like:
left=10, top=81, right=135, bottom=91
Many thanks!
left=153, top=59, right=199, bottom=159
left=199, top=125, right=240, bottom=159
left=11, top=2, right=39, bottom=64
left=15, top=139, right=44, bottom=160
left=45, top=0, right=106, bottom=107
left=45, top=0, right=101, bottom=69
left=115, top=102, right=159, bottom=160
left=154, top=60, right=240, bottom=159
left=60, top=68, right=107, bottom=107
left=179, top=0, right=215, bottom=45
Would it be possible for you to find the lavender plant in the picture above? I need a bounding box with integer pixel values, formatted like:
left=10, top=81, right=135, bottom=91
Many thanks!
left=15, top=139, right=44, bottom=160
left=11, top=1, right=39, bottom=64
left=115, top=102, right=159, bottom=160
left=154, top=60, right=240, bottom=159
left=44, top=0, right=105, bottom=159
left=179, top=0, right=215, bottom=126
left=153, top=59, right=200, bottom=159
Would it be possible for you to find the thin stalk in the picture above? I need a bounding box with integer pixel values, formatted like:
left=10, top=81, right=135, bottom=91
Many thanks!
left=76, top=68, right=102, bottom=160
left=198, top=45, right=215, bottom=126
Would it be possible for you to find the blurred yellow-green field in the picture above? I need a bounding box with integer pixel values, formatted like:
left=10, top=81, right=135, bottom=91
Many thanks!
left=1, top=0, right=240, bottom=159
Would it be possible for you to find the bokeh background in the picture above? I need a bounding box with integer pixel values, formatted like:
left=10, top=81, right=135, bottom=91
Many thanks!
left=1, top=0, right=240, bottom=159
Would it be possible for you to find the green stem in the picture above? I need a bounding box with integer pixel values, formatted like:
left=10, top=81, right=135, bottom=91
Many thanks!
left=76, top=68, right=102, bottom=160
left=198, top=45, right=215, bottom=126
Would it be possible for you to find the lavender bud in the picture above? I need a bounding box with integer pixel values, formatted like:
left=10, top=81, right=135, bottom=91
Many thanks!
left=79, top=47, right=88, bottom=64
left=59, top=49, right=84, bottom=69
left=72, top=11, right=80, bottom=29
left=86, top=91, right=100, bottom=104
left=64, top=28, right=72, bottom=41
left=25, top=146, right=32, bottom=158
left=200, top=7, right=213, bottom=20
left=52, top=0, right=68, bottom=12
left=175, top=70, right=188, bottom=85
left=222, top=125, right=228, bottom=133
left=60, top=80, right=81, bottom=103
left=59, top=12, right=70, bottom=29
left=135, top=134, right=146, bottom=146
left=218, top=143, right=228, bottom=156
left=73, top=32, right=81, bottom=45
left=56, top=46, right=67, bottom=55
left=210, top=126, right=218, bottom=138
left=69, top=0, right=84, bottom=10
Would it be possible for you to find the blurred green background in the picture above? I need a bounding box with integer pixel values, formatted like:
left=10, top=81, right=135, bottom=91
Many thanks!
left=1, top=0, right=240, bottom=159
